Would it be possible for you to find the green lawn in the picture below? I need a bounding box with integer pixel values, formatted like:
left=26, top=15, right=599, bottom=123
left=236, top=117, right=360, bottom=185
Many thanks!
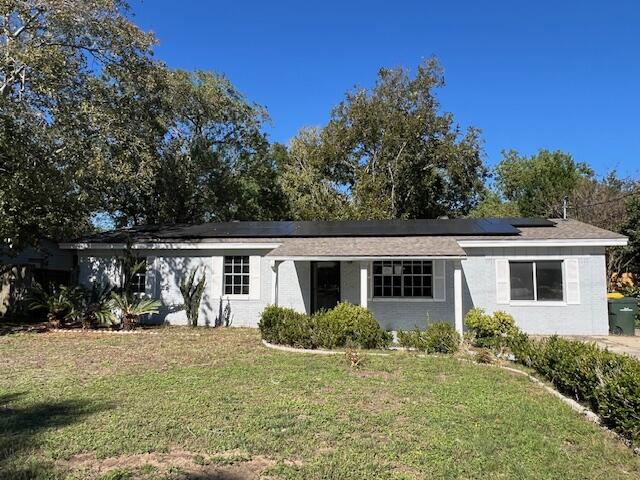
left=1, top=328, right=639, bottom=479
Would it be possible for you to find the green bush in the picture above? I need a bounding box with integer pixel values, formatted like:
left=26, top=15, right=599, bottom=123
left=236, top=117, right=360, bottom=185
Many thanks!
left=464, top=308, right=517, bottom=349
left=397, top=327, right=428, bottom=351
left=424, top=323, right=460, bottom=354
left=397, top=322, right=460, bottom=354
left=258, top=305, right=315, bottom=348
left=258, top=303, right=391, bottom=350
left=508, top=333, right=640, bottom=446
left=594, top=360, right=640, bottom=443
left=313, top=303, right=392, bottom=349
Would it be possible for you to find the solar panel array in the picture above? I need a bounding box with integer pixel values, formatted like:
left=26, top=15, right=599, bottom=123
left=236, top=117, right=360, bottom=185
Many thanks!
left=78, top=218, right=555, bottom=242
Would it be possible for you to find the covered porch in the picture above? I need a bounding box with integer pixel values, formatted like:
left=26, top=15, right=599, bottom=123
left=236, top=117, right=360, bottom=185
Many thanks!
left=267, top=257, right=465, bottom=334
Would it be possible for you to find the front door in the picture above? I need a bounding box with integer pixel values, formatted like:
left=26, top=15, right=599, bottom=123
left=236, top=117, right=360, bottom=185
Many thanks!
left=311, top=261, right=341, bottom=313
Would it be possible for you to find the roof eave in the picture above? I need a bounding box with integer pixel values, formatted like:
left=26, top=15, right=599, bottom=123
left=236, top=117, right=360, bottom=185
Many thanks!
left=457, top=238, right=628, bottom=248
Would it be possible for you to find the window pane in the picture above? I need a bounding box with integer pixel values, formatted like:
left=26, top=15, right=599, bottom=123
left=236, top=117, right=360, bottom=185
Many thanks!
left=510, top=262, right=534, bottom=300
left=224, top=256, right=250, bottom=295
left=536, top=261, right=563, bottom=301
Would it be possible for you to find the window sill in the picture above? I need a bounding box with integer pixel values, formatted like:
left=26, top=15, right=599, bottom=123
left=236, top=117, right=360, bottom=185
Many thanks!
left=222, top=294, right=252, bottom=301
left=509, top=301, right=567, bottom=307
left=371, top=297, right=445, bottom=303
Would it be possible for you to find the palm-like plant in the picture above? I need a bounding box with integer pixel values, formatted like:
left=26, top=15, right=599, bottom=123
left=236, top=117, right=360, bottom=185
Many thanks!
left=180, top=267, right=206, bottom=327
left=78, top=284, right=117, bottom=329
left=110, top=292, right=160, bottom=330
left=28, top=284, right=82, bottom=328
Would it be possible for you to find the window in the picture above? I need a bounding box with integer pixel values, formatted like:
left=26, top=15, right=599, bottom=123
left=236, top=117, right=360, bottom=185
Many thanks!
left=224, top=256, right=250, bottom=295
left=509, top=261, right=563, bottom=302
left=373, top=260, right=433, bottom=298
left=131, top=259, right=147, bottom=296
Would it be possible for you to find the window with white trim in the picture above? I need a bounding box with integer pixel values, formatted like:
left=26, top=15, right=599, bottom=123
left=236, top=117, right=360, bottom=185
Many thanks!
left=509, top=260, right=563, bottom=301
left=224, top=256, right=250, bottom=295
left=131, top=259, right=146, bottom=296
left=373, top=260, right=433, bottom=298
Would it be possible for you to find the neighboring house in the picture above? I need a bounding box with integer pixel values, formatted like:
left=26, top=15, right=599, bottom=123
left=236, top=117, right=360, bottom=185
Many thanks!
left=1, top=240, right=75, bottom=318
left=60, top=218, right=627, bottom=335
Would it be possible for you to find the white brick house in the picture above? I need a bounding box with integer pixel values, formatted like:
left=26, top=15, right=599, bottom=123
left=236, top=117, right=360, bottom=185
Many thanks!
left=61, top=218, right=628, bottom=336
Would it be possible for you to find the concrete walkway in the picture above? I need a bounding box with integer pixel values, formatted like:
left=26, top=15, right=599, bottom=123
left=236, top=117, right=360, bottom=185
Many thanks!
left=569, top=331, right=640, bottom=359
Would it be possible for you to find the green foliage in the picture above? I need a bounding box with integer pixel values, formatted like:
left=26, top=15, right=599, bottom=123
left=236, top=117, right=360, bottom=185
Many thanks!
left=397, top=322, right=460, bottom=354
left=466, top=189, right=521, bottom=218
left=27, top=284, right=83, bottom=327
left=397, top=328, right=428, bottom=351
left=1, top=2, right=289, bottom=251
left=495, top=149, right=592, bottom=217
left=0, top=0, right=156, bottom=250
left=508, top=334, right=640, bottom=445
left=258, top=303, right=391, bottom=349
left=423, top=323, right=461, bottom=354
left=110, top=293, right=160, bottom=330
left=282, top=58, right=487, bottom=220
left=258, top=305, right=316, bottom=348
left=78, top=283, right=117, bottom=328
left=313, top=303, right=392, bottom=349
left=179, top=268, right=207, bottom=327
left=280, top=128, right=353, bottom=220
left=464, top=308, right=517, bottom=349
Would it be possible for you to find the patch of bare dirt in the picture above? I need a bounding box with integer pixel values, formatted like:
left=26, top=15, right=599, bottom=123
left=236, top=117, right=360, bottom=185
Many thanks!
left=58, top=448, right=276, bottom=479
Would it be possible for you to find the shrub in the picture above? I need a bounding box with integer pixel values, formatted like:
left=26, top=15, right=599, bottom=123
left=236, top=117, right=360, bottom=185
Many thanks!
left=258, top=303, right=391, bottom=350
left=594, top=360, right=640, bottom=443
left=313, top=303, right=392, bottom=349
left=508, top=333, right=640, bottom=446
left=397, top=327, right=428, bottom=351
left=424, top=323, right=460, bottom=353
left=258, top=305, right=315, bottom=348
left=397, top=322, right=460, bottom=354
left=464, top=308, right=517, bottom=349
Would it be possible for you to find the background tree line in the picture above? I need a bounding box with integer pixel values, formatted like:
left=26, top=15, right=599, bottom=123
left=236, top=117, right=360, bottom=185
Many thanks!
left=1, top=1, right=638, bottom=278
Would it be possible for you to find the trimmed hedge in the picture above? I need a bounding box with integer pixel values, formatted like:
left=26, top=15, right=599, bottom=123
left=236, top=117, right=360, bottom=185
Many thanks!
left=509, top=333, right=640, bottom=446
left=397, top=322, right=460, bottom=354
left=258, top=303, right=392, bottom=350
left=464, top=308, right=517, bottom=349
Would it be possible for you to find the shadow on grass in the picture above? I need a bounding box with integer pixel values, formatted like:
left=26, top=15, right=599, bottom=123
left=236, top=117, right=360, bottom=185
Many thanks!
left=0, top=392, right=109, bottom=479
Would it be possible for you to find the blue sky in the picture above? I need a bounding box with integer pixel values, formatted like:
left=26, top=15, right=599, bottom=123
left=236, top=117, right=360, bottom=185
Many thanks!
left=130, top=0, right=639, bottom=177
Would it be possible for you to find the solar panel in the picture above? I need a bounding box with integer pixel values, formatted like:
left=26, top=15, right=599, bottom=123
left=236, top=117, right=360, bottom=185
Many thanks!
left=146, top=218, right=521, bottom=239
left=78, top=218, right=560, bottom=243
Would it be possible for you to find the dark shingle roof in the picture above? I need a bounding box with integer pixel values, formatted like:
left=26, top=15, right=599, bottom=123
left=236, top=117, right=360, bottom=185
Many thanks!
left=70, top=218, right=560, bottom=243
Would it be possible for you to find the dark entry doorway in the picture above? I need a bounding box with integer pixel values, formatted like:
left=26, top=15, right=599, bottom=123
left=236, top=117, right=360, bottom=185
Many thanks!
left=311, top=262, right=341, bottom=313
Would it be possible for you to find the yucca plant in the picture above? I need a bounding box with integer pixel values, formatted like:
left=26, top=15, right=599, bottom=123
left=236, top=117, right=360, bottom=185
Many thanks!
left=110, top=292, right=160, bottom=330
left=180, top=267, right=206, bottom=327
left=28, top=284, right=82, bottom=328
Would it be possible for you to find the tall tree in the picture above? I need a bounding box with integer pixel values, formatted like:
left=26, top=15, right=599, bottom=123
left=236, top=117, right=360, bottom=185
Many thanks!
left=314, top=58, right=487, bottom=219
left=494, top=149, right=592, bottom=217
left=466, top=189, right=521, bottom=218
left=115, top=70, right=289, bottom=225
left=0, top=0, right=156, bottom=249
left=280, top=128, right=352, bottom=220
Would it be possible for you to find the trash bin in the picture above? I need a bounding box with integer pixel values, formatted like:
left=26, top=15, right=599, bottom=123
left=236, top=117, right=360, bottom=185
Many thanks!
left=607, top=297, right=638, bottom=335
